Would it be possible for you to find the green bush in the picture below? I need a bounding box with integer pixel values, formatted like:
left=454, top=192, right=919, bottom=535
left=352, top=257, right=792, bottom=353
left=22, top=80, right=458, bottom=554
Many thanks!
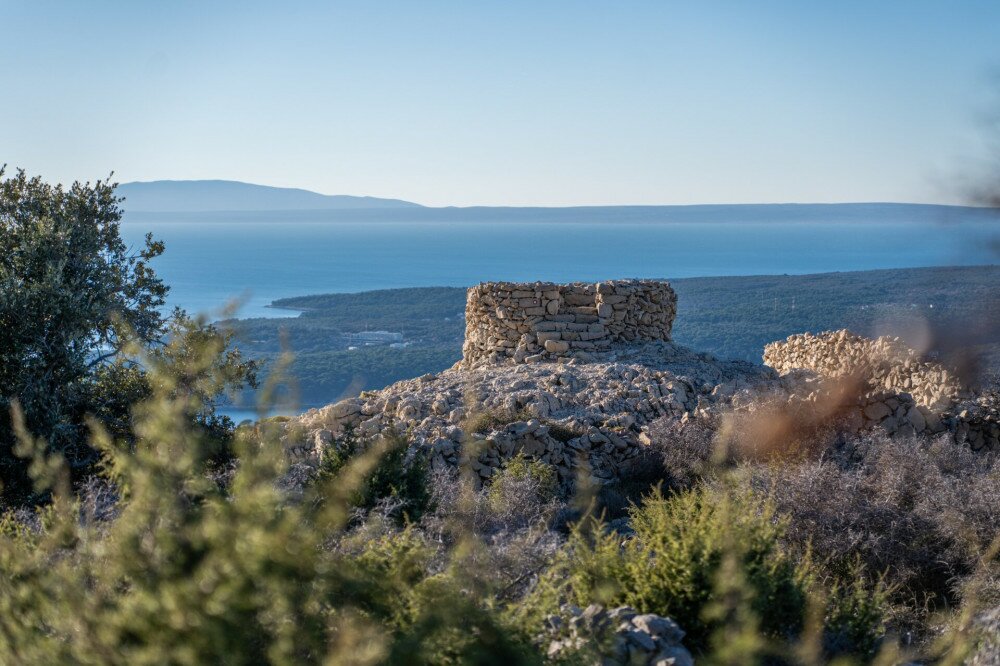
left=0, top=324, right=536, bottom=665
left=487, top=454, right=557, bottom=511
left=522, top=485, right=809, bottom=650
left=318, top=428, right=432, bottom=523
left=519, top=483, right=892, bottom=660
left=822, top=569, right=891, bottom=659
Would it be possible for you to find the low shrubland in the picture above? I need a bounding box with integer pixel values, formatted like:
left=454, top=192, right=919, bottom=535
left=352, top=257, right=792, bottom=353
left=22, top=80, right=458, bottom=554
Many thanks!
left=744, top=431, right=1000, bottom=639
left=0, top=330, right=538, bottom=665
left=2, top=324, right=997, bottom=663
left=3, top=170, right=997, bottom=665
left=515, top=483, right=894, bottom=662
left=641, top=415, right=1000, bottom=663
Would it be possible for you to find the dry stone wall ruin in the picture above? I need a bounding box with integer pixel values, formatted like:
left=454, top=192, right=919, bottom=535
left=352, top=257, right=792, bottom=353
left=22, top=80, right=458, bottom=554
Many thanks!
left=763, top=330, right=962, bottom=411
left=285, top=289, right=999, bottom=490
left=764, top=329, right=998, bottom=449
left=463, top=280, right=678, bottom=366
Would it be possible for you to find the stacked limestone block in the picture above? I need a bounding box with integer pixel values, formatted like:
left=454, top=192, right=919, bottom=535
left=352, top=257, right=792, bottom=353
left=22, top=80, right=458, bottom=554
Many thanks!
left=764, top=329, right=998, bottom=449
left=462, top=280, right=677, bottom=367
left=763, top=329, right=962, bottom=411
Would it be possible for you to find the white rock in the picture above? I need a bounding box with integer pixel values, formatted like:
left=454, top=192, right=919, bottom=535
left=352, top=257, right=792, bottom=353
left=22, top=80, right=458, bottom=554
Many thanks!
left=544, top=339, right=570, bottom=353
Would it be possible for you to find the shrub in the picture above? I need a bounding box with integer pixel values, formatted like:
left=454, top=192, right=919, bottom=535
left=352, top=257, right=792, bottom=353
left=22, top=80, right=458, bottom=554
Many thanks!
left=522, top=484, right=813, bottom=651
left=464, top=407, right=533, bottom=435
left=746, top=430, right=1000, bottom=637
left=318, top=428, right=432, bottom=523
left=421, top=462, right=564, bottom=607
left=487, top=454, right=557, bottom=516
left=821, top=569, right=892, bottom=660
left=644, top=418, right=720, bottom=490
left=0, top=324, right=538, bottom=665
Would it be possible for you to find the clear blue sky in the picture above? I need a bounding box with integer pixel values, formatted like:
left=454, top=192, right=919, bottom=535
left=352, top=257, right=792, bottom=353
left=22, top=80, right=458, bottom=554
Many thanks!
left=3, top=1, right=1000, bottom=206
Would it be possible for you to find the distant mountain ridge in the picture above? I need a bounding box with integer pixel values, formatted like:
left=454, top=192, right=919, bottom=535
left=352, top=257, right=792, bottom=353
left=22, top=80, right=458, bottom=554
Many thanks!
left=118, top=180, right=1000, bottom=224
left=117, top=180, right=422, bottom=212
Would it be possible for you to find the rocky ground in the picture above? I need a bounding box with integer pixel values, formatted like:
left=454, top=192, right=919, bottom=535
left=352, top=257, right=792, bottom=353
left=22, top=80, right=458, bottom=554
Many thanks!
left=544, top=605, right=693, bottom=666
left=283, top=331, right=1000, bottom=487
left=287, top=341, right=774, bottom=486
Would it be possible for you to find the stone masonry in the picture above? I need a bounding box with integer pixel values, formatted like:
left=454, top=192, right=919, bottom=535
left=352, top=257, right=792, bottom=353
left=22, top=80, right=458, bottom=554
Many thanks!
left=763, top=329, right=998, bottom=449
left=763, top=329, right=963, bottom=411
left=462, top=280, right=677, bottom=366
left=285, top=292, right=999, bottom=488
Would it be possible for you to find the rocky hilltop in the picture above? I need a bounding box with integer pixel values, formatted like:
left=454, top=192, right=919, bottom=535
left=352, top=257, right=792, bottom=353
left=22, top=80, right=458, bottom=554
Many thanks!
left=283, top=280, right=999, bottom=485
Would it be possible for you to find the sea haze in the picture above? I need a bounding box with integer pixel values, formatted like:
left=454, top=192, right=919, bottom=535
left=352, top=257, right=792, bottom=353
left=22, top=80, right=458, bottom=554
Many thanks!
left=119, top=204, right=1000, bottom=320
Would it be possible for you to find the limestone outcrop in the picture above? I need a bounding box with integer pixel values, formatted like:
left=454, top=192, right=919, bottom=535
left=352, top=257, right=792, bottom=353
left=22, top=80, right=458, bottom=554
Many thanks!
left=463, top=280, right=677, bottom=366
left=290, top=341, right=773, bottom=487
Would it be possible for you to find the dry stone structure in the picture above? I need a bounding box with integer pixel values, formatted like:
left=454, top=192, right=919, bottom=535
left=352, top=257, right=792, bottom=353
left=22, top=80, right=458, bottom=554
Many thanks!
left=764, top=329, right=998, bottom=449
left=763, top=330, right=963, bottom=410
left=463, top=280, right=677, bottom=366
left=284, top=292, right=999, bottom=489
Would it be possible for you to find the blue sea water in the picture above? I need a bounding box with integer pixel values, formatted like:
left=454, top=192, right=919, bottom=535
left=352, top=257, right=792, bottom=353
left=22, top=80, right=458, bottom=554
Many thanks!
left=120, top=208, right=999, bottom=320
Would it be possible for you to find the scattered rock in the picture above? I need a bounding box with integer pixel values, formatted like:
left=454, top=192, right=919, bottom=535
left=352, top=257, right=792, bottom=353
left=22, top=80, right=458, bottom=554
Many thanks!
left=544, top=604, right=692, bottom=666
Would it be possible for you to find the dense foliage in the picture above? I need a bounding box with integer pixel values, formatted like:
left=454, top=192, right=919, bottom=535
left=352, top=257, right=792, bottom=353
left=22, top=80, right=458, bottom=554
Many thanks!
left=517, top=485, right=884, bottom=657
left=0, top=169, right=167, bottom=497
left=0, top=331, right=532, bottom=665
left=318, top=428, right=433, bottom=523
left=0, top=169, right=256, bottom=501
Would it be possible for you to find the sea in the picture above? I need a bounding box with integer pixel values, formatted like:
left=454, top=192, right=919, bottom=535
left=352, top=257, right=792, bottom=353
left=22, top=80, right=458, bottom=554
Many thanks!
left=120, top=205, right=1000, bottom=321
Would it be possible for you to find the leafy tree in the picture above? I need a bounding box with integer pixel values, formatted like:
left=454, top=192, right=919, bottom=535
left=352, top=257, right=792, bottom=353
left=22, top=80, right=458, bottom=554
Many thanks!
left=0, top=168, right=255, bottom=500
left=89, top=312, right=260, bottom=460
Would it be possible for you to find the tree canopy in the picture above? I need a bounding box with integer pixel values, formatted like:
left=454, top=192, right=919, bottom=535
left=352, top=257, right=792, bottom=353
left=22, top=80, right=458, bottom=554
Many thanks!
left=0, top=168, right=254, bottom=500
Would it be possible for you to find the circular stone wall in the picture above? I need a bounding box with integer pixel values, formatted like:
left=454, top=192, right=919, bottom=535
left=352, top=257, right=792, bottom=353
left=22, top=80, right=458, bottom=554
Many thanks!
left=462, top=279, right=677, bottom=366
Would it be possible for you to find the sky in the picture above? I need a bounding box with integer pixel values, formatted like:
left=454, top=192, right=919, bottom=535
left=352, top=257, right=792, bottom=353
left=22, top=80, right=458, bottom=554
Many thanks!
left=2, top=1, right=1000, bottom=207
